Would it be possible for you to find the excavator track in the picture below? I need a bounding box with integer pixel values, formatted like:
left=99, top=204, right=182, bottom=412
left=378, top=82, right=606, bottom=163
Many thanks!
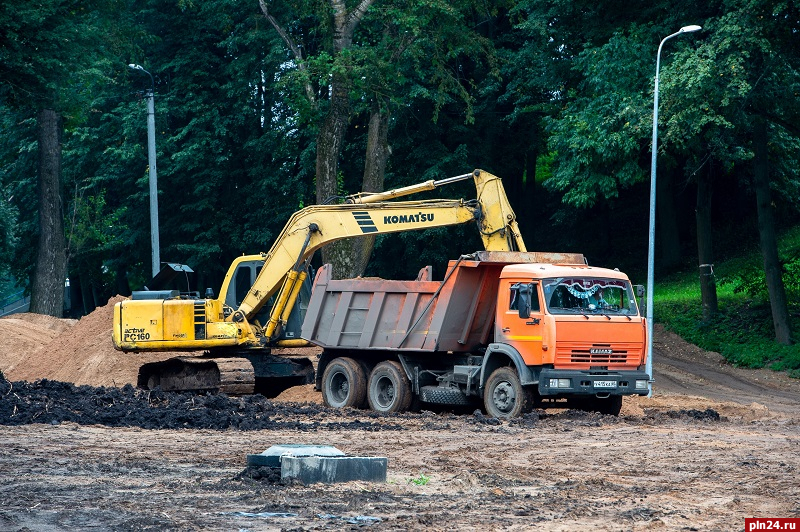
left=138, top=356, right=256, bottom=395
left=136, top=354, right=314, bottom=397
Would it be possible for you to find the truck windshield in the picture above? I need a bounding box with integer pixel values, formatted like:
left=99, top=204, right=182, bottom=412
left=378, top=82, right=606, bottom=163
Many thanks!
left=542, top=277, right=639, bottom=316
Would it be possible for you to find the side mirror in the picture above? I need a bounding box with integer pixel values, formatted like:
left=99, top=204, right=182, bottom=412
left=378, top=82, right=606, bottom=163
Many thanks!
left=634, top=285, right=645, bottom=298
left=517, top=283, right=537, bottom=319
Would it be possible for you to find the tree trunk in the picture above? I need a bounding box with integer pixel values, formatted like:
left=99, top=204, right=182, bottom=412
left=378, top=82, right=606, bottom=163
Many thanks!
left=316, top=0, right=374, bottom=278
left=348, top=102, right=390, bottom=278
left=695, top=162, right=717, bottom=322
left=262, top=0, right=375, bottom=279
left=657, top=167, right=681, bottom=270
left=753, top=118, right=792, bottom=345
left=29, top=109, right=67, bottom=317
left=316, top=78, right=353, bottom=278
left=78, top=272, right=95, bottom=315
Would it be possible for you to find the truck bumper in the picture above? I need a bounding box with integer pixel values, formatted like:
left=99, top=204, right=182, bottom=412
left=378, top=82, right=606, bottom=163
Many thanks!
left=538, top=369, right=650, bottom=397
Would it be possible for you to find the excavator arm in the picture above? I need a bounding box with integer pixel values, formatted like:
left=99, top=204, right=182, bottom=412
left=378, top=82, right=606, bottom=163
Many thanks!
left=230, top=169, right=525, bottom=341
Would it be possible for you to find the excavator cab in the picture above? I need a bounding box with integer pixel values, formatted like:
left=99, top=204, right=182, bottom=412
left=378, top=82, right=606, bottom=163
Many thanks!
left=224, top=259, right=313, bottom=341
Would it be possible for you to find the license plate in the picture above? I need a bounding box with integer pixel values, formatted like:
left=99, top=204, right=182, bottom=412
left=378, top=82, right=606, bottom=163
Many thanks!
left=594, top=380, right=616, bottom=388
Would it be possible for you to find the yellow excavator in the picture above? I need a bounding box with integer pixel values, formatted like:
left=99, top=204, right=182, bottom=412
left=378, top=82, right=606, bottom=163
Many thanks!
left=112, top=169, right=526, bottom=395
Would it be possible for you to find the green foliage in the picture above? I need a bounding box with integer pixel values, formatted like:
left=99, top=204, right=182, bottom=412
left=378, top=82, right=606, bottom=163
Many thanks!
left=718, top=254, right=800, bottom=300
left=0, top=0, right=134, bottom=112
left=0, top=166, right=19, bottom=279
left=407, top=474, right=430, bottom=486
left=658, top=298, right=800, bottom=372
left=0, top=106, right=38, bottom=289
left=657, top=229, right=800, bottom=375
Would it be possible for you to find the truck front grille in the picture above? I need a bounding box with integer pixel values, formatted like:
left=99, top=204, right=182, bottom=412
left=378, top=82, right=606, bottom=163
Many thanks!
left=555, top=342, right=642, bottom=366
left=570, top=350, right=629, bottom=364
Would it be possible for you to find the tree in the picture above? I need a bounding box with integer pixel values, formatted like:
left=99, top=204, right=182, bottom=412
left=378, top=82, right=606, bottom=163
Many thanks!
left=667, top=0, right=798, bottom=343
left=259, top=0, right=504, bottom=278
left=753, top=118, right=791, bottom=344
left=29, top=109, right=68, bottom=315
left=259, top=0, right=375, bottom=278
left=0, top=0, right=130, bottom=315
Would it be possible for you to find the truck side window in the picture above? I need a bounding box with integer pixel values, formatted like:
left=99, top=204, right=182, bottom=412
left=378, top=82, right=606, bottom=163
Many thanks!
left=509, top=286, right=518, bottom=310
left=528, top=284, right=540, bottom=312
left=510, top=283, right=540, bottom=312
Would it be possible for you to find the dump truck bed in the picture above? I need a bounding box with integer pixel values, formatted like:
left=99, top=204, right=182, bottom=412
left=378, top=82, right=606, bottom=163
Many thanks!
left=301, top=251, right=584, bottom=353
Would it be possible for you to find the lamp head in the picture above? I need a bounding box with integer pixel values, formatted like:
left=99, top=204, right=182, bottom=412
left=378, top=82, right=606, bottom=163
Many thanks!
left=680, top=25, right=702, bottom=33
left=128, top=64, right=143, bottom=71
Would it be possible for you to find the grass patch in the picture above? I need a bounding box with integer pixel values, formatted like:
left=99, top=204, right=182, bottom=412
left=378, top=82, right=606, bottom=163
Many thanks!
left=654, top=228, right=800, bottom=378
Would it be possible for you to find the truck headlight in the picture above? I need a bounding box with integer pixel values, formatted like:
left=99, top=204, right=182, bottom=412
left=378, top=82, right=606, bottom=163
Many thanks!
left=549, top=378, right=571, bottom=388
left=635, top=380, right=648, bottom=390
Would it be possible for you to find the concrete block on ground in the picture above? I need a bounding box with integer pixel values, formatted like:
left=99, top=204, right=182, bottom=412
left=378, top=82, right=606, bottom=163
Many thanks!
left=246, top=444, right=345, bottom=467
left=281, top=456, right=388, bottom=484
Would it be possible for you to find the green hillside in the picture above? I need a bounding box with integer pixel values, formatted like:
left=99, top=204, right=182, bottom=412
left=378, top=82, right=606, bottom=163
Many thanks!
left=656, top=227, right=800, bottom=377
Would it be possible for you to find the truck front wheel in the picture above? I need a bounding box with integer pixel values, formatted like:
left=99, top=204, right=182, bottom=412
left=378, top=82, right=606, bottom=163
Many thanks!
left=484, top=366, right=533, bottom=419
left=367, top=361, right=412, bottom=413
left=593, top=395, right=623, bottom=416
left=321, top=357, right=367, bottom=409
left=570, top=395, right=623, bottom=416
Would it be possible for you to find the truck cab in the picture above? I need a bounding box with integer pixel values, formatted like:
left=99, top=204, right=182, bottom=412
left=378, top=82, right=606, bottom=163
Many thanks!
left=492, top=264, right=649, bottom=415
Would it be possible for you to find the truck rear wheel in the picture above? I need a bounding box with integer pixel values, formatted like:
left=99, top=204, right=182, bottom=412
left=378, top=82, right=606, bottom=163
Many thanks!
left=321, top=357, right=367, bottom=409
left=367, top=361, right=412, bottom=413
left=483, top=366, right=533, bottom=419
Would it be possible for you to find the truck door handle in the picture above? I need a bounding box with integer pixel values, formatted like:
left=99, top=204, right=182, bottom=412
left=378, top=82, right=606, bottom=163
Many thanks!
left=502, top=327, right=510, bottom=333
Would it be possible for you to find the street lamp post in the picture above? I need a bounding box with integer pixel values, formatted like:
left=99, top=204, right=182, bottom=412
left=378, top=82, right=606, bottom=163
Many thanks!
left=128, top=63, right=161, bottom=279
left=646, top=25, right=701, bottom=396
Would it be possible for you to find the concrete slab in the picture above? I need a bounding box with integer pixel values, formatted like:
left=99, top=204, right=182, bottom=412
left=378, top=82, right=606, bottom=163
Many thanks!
left=246, top=444, right=345, bottom=467
left=281, top=456, right=388, bottom=484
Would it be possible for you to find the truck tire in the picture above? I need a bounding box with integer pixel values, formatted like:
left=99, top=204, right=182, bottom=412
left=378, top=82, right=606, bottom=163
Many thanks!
left=367, top=361, right=412, bottom=414
left=570, top=395, right=623, bottom=416
left=321, top=357, right=367, bottom=409
left=483, top=366, right=533, bottom=419
left=593, top=395, right=623, bottom=416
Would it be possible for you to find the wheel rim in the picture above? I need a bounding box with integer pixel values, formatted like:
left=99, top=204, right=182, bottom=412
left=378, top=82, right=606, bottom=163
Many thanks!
left=329, top=370, right=350, bottom=404
left=491, top=381, right=516, bottom=414
left=374, top=375, right=395, bottom=409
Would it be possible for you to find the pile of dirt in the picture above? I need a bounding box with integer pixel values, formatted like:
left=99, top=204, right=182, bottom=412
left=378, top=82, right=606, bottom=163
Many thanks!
left=0, top=296, right=178, bottom=387
left=273, top=384, right=321, bottom=403
left=0, top=313, right=76, bottom=374
left=0, top=374, right=402, bottom=431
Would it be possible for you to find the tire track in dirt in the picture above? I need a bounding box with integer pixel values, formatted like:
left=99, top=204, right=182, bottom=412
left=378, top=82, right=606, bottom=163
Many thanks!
left=652, top=324, right=800, bottom=414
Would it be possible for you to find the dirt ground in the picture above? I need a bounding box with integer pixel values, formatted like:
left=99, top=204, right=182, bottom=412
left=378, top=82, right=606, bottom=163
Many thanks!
left=1, top=301, right=799, bottom=531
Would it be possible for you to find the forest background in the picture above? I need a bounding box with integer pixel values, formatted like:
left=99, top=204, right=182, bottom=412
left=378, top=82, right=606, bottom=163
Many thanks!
left=0, top=0, right=798, bottom=351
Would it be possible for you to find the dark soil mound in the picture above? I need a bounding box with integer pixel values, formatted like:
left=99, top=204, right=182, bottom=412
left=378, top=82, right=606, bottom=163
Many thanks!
left=0, top=374, right=403, bottom=431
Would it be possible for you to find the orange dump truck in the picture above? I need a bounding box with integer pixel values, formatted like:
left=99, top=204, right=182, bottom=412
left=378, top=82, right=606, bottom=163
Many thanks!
left=302, top=250, right=649, bottom=418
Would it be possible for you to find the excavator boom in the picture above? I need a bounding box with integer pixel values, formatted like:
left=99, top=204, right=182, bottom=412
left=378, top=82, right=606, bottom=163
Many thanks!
left=234, top=169, right=524, bottom=325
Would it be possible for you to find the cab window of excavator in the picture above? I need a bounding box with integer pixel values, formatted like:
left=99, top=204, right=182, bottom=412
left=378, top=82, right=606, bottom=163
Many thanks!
left=235, top=266, right=252, bottom=307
